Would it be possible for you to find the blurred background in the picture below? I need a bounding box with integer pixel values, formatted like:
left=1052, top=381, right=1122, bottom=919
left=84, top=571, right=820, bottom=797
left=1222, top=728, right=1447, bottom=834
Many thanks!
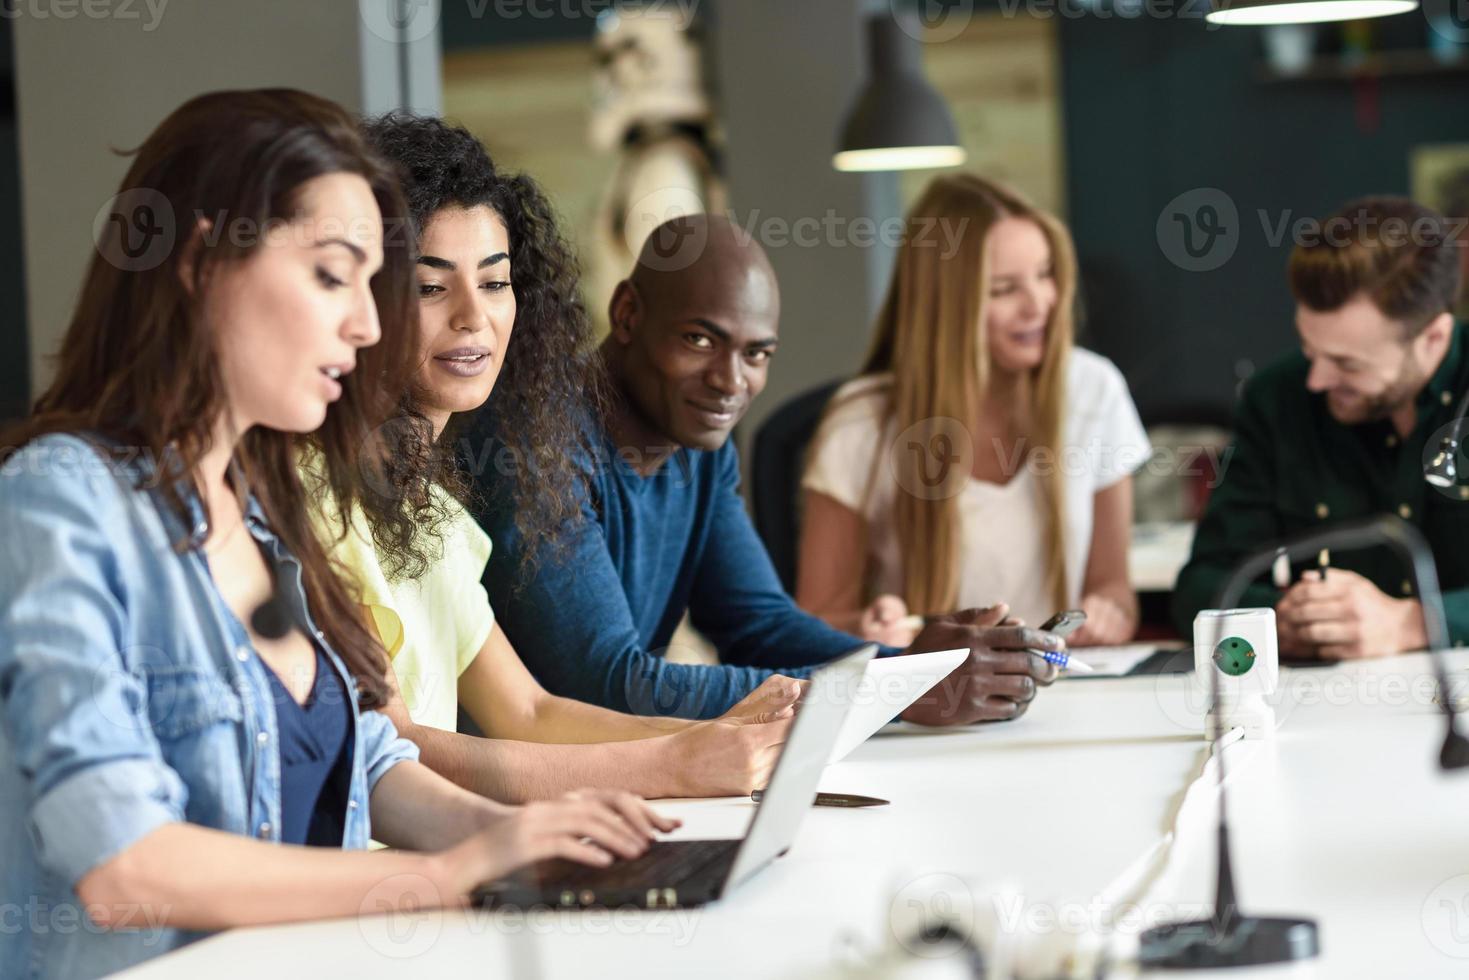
left=1, top=0, right=1466, bottom=522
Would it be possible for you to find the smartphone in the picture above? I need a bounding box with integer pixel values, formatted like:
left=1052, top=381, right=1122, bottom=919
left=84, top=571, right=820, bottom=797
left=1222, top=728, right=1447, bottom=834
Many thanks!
left=1039, top=609, right=1087, bottom=638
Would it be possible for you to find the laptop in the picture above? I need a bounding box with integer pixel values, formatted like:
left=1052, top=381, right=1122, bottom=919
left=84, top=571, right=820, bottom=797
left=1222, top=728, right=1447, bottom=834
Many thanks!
left=472, top=644, right=878, bottom=911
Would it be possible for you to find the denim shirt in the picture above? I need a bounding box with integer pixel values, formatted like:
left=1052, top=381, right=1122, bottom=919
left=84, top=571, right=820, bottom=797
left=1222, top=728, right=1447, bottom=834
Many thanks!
left=0, top=434, right=420, bottom=980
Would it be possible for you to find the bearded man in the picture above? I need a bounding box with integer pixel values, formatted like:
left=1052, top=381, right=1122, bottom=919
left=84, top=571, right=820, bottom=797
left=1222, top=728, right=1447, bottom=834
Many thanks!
left=1173, top=196, right=1468, bottom=658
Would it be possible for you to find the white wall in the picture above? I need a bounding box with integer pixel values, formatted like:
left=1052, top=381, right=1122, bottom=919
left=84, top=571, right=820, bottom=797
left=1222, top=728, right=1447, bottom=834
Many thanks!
left=13, top=0, right=440, bottom=397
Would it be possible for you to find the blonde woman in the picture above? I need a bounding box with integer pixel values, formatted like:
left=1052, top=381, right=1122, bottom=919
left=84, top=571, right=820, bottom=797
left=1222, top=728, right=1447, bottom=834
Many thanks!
left=797, top=174, right=1150, bottom=648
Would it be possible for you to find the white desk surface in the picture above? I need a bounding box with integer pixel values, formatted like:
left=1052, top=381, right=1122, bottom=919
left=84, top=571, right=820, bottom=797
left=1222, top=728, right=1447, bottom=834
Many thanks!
left=118, top=652, right=1469, bottom=980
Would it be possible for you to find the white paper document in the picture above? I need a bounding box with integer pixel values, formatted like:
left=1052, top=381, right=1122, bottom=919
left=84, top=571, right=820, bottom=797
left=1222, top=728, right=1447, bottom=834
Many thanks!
left=1063, top=643, right=1181, bottom=678
left=828, top=648, right=968, bottom=761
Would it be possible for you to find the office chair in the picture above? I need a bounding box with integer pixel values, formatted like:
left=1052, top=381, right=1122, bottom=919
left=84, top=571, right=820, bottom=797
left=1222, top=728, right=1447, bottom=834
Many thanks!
left=750, top=379, right=846, bottom=592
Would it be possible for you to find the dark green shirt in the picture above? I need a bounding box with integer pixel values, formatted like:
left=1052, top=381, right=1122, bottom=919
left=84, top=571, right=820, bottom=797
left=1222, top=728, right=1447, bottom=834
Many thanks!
left=1173, top=323, right=1469, bottom=645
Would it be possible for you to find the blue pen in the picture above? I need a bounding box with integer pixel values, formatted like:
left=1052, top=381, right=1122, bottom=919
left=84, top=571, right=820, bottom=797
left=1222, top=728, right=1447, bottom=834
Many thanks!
left=1034, top=649, right=1093, bottom=673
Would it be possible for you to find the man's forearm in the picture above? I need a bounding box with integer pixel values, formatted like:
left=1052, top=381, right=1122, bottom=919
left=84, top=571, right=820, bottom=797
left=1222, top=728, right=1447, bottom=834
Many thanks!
left=395, top=720, right=684, bottom=803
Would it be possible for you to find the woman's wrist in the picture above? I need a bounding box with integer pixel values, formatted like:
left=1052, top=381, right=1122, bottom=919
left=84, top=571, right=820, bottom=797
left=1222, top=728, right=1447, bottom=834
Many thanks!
left=1089, top=589, right=1138, bottom=621
left=419, top=846, right=471, bottom=904
left=1076, top=588, right=1139, bottom=644
left=424, top=799, right=510, bottom=901
left=647, top=730, right=700, bottom=798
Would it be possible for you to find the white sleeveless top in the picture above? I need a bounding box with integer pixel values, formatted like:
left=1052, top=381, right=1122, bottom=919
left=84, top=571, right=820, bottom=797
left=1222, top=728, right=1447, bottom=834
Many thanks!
left=801, top=348, right=1151, bottom=627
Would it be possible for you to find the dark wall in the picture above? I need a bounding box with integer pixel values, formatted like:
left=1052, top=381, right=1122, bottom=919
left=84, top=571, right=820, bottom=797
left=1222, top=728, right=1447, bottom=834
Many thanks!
left=441, top=0, right=601, bottom=50
left=0, top=16, right=27, bottom=424
left=1059, top=15, right=1469, bottom=425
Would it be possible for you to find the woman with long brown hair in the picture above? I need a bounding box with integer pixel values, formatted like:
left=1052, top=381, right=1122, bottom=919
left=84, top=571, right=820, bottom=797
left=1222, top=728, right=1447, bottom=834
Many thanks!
left=797, top=174, right=1150, bottom=648
left=0, top=89, right=670, bottom=980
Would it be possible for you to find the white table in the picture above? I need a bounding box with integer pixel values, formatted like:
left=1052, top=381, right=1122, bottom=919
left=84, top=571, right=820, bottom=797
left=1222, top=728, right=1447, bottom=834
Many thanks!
left=119, top=653, right=1469, bottom=979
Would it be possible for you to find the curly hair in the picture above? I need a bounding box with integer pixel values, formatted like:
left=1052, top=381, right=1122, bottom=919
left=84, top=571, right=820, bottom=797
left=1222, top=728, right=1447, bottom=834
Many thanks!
left=354, top=112, right=601, bottom=580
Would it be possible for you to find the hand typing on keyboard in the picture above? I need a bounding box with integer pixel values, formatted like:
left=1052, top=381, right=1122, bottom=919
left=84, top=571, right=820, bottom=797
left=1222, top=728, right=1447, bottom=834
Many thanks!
left=435, top=789, right=680, bottom=899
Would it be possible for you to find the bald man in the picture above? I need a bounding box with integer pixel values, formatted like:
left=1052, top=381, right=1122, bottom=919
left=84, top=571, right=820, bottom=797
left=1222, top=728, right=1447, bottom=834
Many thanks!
left=469, top=215, right=1064, bottom=723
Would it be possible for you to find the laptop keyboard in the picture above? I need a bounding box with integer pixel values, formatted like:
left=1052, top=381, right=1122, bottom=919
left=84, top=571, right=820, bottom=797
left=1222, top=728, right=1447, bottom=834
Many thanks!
left=526, top=838, right=741, bottom=890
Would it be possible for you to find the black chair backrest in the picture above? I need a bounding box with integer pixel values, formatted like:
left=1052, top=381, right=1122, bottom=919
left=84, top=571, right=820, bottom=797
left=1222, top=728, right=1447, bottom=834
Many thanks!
left=750, top=379, right=847, bottom=592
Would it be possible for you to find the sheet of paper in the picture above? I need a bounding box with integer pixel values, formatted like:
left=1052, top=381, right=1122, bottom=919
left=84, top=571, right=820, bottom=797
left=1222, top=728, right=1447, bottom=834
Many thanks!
left=829, top=648, right=968, bottom=762
left=1064, top=643, right=1181, bottom=678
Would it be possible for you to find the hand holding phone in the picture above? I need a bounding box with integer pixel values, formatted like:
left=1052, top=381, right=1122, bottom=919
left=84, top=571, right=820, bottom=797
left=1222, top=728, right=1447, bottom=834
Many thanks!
left=1033, top=609, right=1091, bottom=673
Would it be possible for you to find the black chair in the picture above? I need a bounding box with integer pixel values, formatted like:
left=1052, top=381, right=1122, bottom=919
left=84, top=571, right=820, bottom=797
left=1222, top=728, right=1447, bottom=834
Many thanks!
left=750, top=379, right=846, bottom=592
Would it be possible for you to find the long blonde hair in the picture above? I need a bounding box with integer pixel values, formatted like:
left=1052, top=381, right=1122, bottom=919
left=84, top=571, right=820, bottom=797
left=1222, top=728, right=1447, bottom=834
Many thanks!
left=833, top=173, right=1077, bottom=616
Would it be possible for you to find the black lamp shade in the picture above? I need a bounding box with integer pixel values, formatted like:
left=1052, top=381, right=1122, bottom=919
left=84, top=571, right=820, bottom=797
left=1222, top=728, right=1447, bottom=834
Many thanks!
left=834, top=15, right=965, bottom=172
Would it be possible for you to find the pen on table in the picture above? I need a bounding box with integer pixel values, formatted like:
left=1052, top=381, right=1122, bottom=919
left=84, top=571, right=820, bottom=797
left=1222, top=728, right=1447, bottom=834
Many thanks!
left=751, top=790, right=889, bottom=808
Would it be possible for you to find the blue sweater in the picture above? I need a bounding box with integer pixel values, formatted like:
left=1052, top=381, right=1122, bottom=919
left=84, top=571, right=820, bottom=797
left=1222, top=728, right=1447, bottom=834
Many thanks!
left=472, top=424, right=870, bottom=719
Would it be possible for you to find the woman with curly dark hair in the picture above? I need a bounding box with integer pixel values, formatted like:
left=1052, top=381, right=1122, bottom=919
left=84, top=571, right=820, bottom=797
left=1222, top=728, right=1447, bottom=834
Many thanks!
left=304, top=113, right=799, bottom=804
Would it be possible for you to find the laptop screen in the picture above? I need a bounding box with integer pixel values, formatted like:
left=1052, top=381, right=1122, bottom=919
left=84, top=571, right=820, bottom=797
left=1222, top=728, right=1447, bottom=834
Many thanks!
left=723, top=644, right=877, bottom=890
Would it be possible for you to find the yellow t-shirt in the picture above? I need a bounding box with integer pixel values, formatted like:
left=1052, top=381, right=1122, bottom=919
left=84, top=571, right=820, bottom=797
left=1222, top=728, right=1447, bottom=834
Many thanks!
left=307, top=465, right=496, bottom=734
